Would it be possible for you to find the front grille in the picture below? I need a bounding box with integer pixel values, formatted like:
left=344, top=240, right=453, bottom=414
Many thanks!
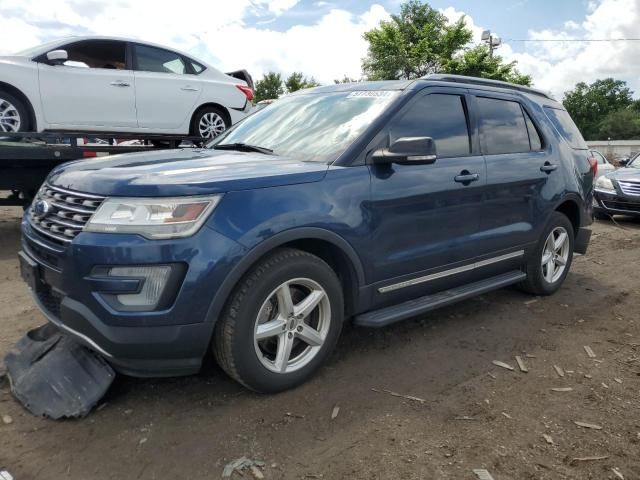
left=28, top=184, right=105, bottom=244
left=619, top=180, right=640, bottom=196
left=602, top=200, right=640, bottom=213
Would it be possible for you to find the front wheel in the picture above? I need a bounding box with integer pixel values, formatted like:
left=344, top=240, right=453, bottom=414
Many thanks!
left=190, top=106, right=229, bottom=140
left=214, top=248, right=344, bottom=393
left=519, top=212, right=574, bottom=296
left=0, top=90, right=30, bottom=134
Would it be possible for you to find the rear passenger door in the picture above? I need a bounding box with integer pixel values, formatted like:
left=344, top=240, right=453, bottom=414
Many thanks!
left=368, top=88, right=486, bottom=301
left=473, top=92, right=556, bottom=259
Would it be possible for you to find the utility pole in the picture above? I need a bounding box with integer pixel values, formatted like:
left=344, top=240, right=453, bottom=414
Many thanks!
left=481, top=30, right=502, bottom=58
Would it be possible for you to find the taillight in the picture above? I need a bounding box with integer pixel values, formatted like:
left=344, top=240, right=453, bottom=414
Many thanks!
left=236, top=84, right=254, bottom=102
left=588, top=156, right=598, bottom=179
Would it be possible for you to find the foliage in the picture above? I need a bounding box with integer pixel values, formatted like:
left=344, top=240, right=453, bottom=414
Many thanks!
left=285, top=72, right=320, bottom=93
left=254, top=72, right=284, bottom=102
left=444, top=45, right=531, bottom=86
left=563, top=78, right=634, bottom=140
left=598, top=108, right=640, bottom=140
left=334, top=76, right=361, bottom=84
left=362, top=0, right=472, bottom=80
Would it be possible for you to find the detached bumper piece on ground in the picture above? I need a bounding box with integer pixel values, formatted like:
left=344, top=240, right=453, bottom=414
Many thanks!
left=4, top=323, right=115, bottom=419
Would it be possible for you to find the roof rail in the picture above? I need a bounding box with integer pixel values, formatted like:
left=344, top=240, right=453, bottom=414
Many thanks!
left=422, top=74, right=554, bottom=100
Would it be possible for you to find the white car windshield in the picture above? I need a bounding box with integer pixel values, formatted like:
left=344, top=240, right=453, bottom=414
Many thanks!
left=209, top=90, right=401, bottom=163
left=629, top=153, right=640, bottom=168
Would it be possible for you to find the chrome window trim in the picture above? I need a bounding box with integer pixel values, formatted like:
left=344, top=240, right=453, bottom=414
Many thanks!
left=378, top=250, right=525, bottom=293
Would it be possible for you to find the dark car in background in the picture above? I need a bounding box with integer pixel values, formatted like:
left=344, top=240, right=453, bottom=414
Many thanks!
left=594, top=153, right=640, bottom=219
left=19, top=75, right=594, bottom=393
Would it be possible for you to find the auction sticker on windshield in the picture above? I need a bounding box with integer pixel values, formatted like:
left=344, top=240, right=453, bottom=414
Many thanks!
left=347, top=91, right=396, bottom=98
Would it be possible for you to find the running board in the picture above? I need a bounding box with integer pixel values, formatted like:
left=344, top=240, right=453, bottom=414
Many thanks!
left=354, top=270, right=526, bottom=328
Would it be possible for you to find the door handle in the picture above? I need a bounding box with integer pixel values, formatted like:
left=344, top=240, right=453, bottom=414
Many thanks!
left=454, top=172, right=480, bottom=183
left=110, top=81, right=130, bottom=87
left=540, top=162, right=558, bottom=173
left=181, top=86, right=198, bottom=91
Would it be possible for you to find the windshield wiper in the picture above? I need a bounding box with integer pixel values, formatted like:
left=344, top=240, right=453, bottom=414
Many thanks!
left=212, top=142, right=274, bottom=155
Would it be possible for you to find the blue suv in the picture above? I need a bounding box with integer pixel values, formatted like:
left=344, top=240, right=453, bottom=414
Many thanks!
left=20, top=75, right=595, bottom=392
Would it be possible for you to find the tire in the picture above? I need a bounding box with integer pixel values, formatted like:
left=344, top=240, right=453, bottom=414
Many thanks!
left=190, top=106, right=229, bottom=140
left=518, top=211, right=574, bottom=296
left=0, top=89, right=30, bottom=134
left=214, top=248, right=344, bottom=393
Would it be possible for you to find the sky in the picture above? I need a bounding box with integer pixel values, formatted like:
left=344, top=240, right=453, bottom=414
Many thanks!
left=1, top=0, right=639, bottom=99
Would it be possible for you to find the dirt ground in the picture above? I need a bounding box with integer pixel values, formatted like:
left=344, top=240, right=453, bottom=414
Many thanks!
left=1, top=206, right=639, bottom=480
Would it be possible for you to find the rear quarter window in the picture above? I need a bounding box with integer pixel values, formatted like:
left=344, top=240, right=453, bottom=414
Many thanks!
left=543, top=107, right=588, bottom=150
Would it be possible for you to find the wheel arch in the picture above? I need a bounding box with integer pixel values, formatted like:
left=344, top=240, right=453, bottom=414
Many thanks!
left=190, top=102, right=232, bottom=131
left=553, top=196, right=581, bottom=235
left=205, top=228, right=366, bottom=327
left=0, top=81, right=37, bottom=130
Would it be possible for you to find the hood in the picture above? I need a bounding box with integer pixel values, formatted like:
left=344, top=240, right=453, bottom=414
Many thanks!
left=607, top=167, right=640, bottom=182
left=48, top=149, right=329, bottom=197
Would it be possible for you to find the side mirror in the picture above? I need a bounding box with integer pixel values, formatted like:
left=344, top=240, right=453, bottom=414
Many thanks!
left=372, top=137, right=437, bottom=165
left=46, top=50, right=68, bottom=65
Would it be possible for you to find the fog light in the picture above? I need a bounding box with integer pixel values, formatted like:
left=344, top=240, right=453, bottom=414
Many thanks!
left=109, top=266, right=171, bottom=309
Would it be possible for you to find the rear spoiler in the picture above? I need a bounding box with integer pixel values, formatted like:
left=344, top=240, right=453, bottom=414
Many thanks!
left=226, top=70, right=254, bottom=90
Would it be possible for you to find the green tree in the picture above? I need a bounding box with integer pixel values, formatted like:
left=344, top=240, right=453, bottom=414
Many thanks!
left=254, top=72, right=284, bottom=102
left=598, top=108, right=640, bottom=140
left=563, top=78, right=634, bottom=140
left=285, top=72, right=320, bottom=93
left=362, top=0, right=472, bottom=80
left=444, top=45, right=531, bottom=85
left=334, top=76, right=360, bottom=84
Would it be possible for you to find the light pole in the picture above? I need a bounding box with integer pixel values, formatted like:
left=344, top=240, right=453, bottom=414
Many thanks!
left=481, top=30, right=502, bottom=58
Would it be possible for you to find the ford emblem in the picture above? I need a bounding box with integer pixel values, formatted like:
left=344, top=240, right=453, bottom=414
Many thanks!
left=33, top=199, right=50, bottom=217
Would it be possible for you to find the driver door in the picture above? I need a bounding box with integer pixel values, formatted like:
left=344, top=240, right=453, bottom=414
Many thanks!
left=37, top=39, right=137, bottom=128
left=367, top=88, right=487, bottom=303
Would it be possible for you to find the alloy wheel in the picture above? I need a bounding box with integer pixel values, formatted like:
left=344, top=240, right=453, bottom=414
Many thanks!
left=198, top=112, right=226, bottom=138
left=541, top=226, right=570, bottom=284
left=0, top=98, right=21, bottom=133
left=253, top=278, right=331, bottom=374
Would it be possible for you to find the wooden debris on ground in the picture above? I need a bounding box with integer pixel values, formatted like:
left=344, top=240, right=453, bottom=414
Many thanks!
left=612, top=467, right=625, bottom=479
left=570, top=455, right=609, bottom=465
left=371, top=388, right=426, bottom=404
left=515, top=356, right=528, bottom=373
left=551, top=387, right=573, bottom=392
left=584, top=345, right=596, bottom=358
left=574, top=421, right=603, bottom=430
left=331, top=405, right=340, bottom=420
left=492, top=360, right=514, bottom=371
left=472, top=468, right=495, bottom=480
left=501, top=412, right=512, bottom=419
left=553, top=365, right=565, bottom=377
left=542, top=434, right=554, bottom=445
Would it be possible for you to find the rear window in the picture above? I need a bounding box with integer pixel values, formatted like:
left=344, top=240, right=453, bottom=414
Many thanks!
left=543, top=107, right=588, bottom=150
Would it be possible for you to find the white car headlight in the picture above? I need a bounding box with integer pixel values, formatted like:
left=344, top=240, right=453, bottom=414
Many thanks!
left=85, top=195, right=222, bottom=239
left=595, top=176, right=614, bottom=191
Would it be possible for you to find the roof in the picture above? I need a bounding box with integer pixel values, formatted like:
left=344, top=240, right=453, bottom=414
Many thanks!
left=422, top=74, right=554, bottom=100
left=291, top=80, right=416, bottom=95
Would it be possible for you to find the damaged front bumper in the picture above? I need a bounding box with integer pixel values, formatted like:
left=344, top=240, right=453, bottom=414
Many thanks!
left=20, top=217, right=244, bottom=377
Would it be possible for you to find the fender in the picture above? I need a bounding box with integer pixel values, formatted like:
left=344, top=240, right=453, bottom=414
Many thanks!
left=203, top=227, right=366, bottom=326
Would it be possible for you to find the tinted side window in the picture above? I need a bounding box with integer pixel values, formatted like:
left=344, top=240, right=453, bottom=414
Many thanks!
left=189, top=60, right=205, bottom=74
left=477, top=97, right=530, bottom=155
left=135, top=45, right=186, bottom=74
left=543, top=107, right=588, bottom=149
left=63, top=40, right=126, bottom=69
left=524, top=110, right=543, bottom=150
left=389, top=94, right=470, bottom=157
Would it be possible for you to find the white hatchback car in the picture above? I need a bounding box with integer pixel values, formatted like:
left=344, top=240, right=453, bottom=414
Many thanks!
left=0, top=36, right=253, bottom=139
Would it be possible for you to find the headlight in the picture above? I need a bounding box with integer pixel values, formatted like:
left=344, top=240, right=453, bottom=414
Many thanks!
left=595, top=176, right=614, bottom=191
left=85, top=195, right=222, bottom=239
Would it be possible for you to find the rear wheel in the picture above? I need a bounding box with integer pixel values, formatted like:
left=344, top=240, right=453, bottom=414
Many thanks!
left=0, top=90, right=30, bottom=133
left=214, top=248, right=344, bottom=393
left=519, top=212, right=574, bottom=296
left=190, top=106, right=229, bottom=140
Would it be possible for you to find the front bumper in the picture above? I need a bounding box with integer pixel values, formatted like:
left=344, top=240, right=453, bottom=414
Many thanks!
left=594, top=189, right=640, bottom=217
left=20, top=218, right=246, bottom=377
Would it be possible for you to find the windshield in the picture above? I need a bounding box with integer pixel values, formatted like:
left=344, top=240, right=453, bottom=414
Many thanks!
left=209, top=90, right=400, bottom=163
left=628, top=152, right=640, bottom=168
